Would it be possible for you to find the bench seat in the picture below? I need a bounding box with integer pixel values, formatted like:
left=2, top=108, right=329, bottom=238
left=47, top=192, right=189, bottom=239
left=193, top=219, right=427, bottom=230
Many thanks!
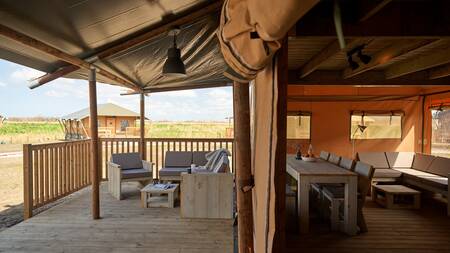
left=395, top=168, right=448, bottom=191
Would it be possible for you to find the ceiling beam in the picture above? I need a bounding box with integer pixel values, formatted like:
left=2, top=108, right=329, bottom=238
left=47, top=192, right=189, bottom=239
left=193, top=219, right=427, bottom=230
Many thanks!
left=384, top=44, right=450, bottom=79
left=122, top=82, right=232, bottom=95
left=32, top=1, right=223, bottom=88
left=289, top=70, right=450, bottom=86
left=343, top=39, right=437, bottom=79
left=29, top=65, right=80, bottom=89
left=295, top=1, right=450, bottom=38
left=298, top=38, right=372, bottom=78
left=358, top=0, right=393, bottom=22
left=0, top=24, right=140, bottom=91
left=429, top=62, right=450, bottom=79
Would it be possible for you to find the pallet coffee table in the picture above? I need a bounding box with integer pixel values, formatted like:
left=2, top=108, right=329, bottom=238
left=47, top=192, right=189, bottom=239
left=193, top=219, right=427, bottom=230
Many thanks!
left=372, top=184, right=420, bottom=209
left=141, top=183, right=179, bottom=208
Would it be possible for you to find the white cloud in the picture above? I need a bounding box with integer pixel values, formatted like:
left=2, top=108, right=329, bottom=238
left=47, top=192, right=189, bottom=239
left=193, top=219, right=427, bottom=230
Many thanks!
left=45, top=90, right=68, bottom=98
left=10, top=67, right=43, bottom=82
left=0, top=81, right=6, bottom=87
left=163, top=90, right=197, bottom=98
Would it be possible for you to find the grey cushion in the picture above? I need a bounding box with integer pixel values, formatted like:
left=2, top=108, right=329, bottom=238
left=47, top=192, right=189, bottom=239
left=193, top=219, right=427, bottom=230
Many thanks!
left=111, top=152, right=142, bottom=170
left=159, top=167, right=189, bottom=177
left=164, top=151, right=192, bottom=167
left=427, top=156, right=450, bottom=177
left=357, top=152, right=389, bottom=169
left=373, top=168, right=402, bottom=178
left=385, top=152, right=414, bottom=168
left=411, top=153, right=435, bottom=172
left=192, top=151, right=209, bottom=166
left=121, top=168, right=151, bottom=179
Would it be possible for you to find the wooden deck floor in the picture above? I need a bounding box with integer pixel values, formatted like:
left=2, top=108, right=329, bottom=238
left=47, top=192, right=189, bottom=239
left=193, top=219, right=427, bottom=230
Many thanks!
left=0, top=183, right=233, bottom=253
left=287, top=197, right=450, bottom=253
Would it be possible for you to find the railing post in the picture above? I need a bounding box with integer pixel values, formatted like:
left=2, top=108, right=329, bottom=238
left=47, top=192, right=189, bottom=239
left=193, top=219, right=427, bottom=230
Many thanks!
left=140, top=93, right=146, bottom=160
left=23, top=144, right=33, bottom=219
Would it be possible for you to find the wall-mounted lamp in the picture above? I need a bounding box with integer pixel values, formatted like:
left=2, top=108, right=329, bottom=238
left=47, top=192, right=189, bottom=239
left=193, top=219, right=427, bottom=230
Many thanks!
left=162, top=28, right=186, bottom=77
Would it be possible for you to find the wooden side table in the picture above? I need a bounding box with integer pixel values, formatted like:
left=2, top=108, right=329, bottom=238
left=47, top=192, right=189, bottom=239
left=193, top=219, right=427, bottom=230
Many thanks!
left=372, top=184, right=420, bottom=209
left=141, top=183, right=179, bottom=208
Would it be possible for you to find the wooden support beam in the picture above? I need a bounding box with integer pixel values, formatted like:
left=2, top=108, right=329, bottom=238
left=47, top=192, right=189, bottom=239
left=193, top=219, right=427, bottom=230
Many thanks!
left=121, top=83, right=232, bottom=95
left=385, top=45, right=450, bottom=79
left=33, top=1, right=223, bottom=87
left=233, top=81, right=254, bottom=253
left=429, top=62, right=450, bottom=79
left=0, top=24, right=140, bottom=91
left=298, top=38, right=371, bottom=78
left=29, top=65, right=80, bottom=89
left=140, top=93, right=146, bottom=160
left=358, top=0, right=393, bottom=22
left=343, top=39, right=436, bottom=79
left=89, top=67, right=100, bottom=220
left=289, top=70, right=450, bottom=86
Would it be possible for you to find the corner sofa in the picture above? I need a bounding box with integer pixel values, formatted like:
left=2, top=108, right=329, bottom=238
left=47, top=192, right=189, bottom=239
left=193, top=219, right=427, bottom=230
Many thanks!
left=159, top=151, right=209, bottom=181
left=357, top=152, right=450, bottom=215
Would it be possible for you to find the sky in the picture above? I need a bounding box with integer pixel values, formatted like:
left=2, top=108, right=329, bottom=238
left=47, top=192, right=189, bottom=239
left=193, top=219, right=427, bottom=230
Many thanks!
left=0, top=60, right=233, bottom=121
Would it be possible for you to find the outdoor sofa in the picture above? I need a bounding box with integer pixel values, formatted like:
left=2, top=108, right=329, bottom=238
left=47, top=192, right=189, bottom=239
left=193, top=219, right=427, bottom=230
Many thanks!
left=357, top=152, right=450, bottom=215
left=108, top=152, right=153, bottom=200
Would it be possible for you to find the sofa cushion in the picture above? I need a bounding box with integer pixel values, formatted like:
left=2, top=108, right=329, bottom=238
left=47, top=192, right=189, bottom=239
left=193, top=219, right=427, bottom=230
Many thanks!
left=373, top=168, right=402, bottom=179
left=411, top=153, right=435, bottom=172
left=427, top=157, right=450, bottom=177
left=111, top=152, right=142, bottom=170
left=121, top=168, right=151, bottom=179
left=192, top=151, right=209, bottom=166
left=357, top=152, right=389, bottom=169
left=159, top=167, right=188, bottom=177
left=164, top=151, right=192, bottom=167
left=385, top=152, right=414, bottom=168
left=395, top=168, right=448, bottom=191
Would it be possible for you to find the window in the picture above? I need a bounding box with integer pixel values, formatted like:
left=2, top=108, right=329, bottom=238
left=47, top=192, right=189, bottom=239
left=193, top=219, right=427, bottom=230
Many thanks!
left=350, top=111, right=403, bottom=139
left=431, top=107, right=450, bottom=158
left=287, top=112, right=311, bottom=139
left=120, top=120, right=129, bottom=131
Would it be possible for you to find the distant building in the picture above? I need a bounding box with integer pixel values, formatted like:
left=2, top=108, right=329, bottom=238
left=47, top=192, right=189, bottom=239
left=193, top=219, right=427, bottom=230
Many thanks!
left=61, top=103, right=144, bottom=139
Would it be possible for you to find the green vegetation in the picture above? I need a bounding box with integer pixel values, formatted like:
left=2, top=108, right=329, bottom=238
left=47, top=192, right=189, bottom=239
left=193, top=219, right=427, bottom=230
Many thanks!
left=0, top=122, right=62, bottom=135
left=147, top=122, right=232, bottom=138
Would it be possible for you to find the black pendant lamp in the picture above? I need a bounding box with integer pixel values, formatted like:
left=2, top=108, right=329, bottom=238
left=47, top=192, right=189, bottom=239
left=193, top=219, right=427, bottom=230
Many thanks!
left=162, top=28, right=186, bottom=77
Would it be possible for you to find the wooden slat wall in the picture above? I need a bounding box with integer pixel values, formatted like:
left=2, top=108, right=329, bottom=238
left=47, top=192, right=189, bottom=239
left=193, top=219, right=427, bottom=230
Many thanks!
left=23, top=140, right=92, bottom=219
left=100, top=138, right=235, bottom=179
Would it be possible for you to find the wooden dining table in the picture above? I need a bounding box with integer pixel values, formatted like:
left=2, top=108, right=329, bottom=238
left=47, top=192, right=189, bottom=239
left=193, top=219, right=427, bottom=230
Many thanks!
left=286, top=155, right=358, bottom=235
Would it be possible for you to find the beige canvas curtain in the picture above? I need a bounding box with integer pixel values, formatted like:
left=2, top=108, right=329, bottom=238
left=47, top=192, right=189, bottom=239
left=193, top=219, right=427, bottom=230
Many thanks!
left=217, top=0, right=319, bottom=252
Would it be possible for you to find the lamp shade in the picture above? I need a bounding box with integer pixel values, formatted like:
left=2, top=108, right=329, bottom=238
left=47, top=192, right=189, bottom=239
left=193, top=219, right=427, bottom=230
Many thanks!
left=162, top=47, right=186, bottom=77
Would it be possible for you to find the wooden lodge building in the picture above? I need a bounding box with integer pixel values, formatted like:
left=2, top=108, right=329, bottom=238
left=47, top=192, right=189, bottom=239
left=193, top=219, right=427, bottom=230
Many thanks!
left=61, top=103, right=142, bottom=139
left=0, top=0, right=449, bottom=253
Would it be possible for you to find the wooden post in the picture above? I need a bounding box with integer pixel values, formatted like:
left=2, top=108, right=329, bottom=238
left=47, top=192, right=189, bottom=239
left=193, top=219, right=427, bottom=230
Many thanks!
left=89, top=67, right=100, bottom=219
left=140, top=93, right=146, bottom=160
left=233, top=81, right=254, bottom=253
left=273, top=40, right=288, bottom=253
left=23, top=144, right=33, bottom=219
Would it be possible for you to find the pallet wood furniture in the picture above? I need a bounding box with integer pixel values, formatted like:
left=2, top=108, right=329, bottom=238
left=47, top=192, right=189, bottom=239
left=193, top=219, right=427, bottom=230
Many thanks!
left=286, top=155, right=358, bottom=235
left=107, top=152, right=153, bottom=200
left=180, top=172, right=234, bottom=219
left=372, top=184, right=421, bottom=209
left=141, top=183, right=179, bottom=208
left=159, top=151, right=209, bottom=182
left=322, top=162, right=375, bottom=233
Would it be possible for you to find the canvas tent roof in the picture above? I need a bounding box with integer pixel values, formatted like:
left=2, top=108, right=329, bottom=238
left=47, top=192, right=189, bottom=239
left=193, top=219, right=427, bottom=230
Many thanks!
left=0, top=0, right=230, bottom=92
left=62, top=103, right=140, bottom=120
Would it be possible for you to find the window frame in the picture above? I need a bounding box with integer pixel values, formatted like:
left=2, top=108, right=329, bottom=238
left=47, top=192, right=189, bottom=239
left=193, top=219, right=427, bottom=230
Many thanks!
left=349, top=110, right=404, bottom=140
left=287, top=111, right=312, bottom=140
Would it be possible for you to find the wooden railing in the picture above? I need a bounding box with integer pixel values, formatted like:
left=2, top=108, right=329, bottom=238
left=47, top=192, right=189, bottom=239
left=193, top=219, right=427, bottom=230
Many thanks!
left=23, top=137, right=234, bottom=218
left=23, top=140, right=92, bottom=219
left=100, top=138, right=235, bottom=180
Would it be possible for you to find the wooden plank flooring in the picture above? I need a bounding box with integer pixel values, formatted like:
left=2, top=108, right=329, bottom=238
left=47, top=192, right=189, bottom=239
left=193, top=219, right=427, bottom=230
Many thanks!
left=287, top=197, right=450, bottom=253
left=0, top=183, right=233, bottom=253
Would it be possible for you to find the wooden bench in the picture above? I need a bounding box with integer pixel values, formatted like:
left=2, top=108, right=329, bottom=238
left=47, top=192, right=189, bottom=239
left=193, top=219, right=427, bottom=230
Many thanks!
left=372, top=184, right=420, bottom=209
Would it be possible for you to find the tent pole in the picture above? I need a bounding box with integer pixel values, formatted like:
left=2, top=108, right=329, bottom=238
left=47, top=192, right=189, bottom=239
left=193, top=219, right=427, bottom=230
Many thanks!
left=140, top=93, right=146, bottom=160
left=89, top=67, right=100, bottom=220
left=233, top=81, right=254, bottom=253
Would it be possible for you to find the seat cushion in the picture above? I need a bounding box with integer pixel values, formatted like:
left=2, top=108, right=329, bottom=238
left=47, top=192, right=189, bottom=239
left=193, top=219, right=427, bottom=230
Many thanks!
left=385, top=152, right=414, bottom=168
left=395, top=168, right=448, bottom=191
left=192, top=151, right=209, bottom=166
left=427, top=156, right=450, bottom=177
left=373, top=168, right=402, bottom=179
left=411, top=153, right=435, bottom=172
left=159, top=167, right=188, bottom=177
left=111, top=152, right=142, bottom=170
left=121, top=168, right=151, bottom=179
left=164, top=151, right=192, bottom=167
left=357, top=152, right=389, bottom=169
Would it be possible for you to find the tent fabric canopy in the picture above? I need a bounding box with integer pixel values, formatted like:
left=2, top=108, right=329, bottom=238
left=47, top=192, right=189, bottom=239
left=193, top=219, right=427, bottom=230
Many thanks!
left=0, top=0, right=230, bottom=91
